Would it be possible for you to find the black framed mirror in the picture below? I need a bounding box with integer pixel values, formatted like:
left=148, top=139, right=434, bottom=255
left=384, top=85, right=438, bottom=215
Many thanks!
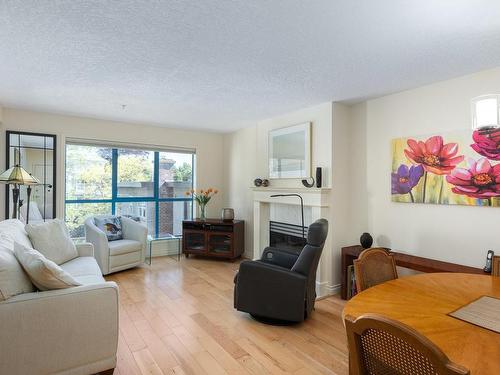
left=5, top=131, right=57, bottom=222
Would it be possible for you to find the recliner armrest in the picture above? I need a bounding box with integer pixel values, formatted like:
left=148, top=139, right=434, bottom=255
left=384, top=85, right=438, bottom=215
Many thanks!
left=260, top=247, right=299, bottom=269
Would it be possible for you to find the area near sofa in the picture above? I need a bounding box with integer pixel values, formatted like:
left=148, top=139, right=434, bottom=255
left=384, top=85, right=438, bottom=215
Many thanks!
left=0, top=220, right=118, bottom=374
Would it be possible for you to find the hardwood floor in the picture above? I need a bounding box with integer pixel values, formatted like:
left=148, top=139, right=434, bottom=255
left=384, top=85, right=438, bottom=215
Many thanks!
left=105, top=256, right=348, bottom=375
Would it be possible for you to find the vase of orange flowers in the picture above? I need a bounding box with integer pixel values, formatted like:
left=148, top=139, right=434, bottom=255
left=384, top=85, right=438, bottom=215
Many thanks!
left=186, top=188, right=218, bottom=220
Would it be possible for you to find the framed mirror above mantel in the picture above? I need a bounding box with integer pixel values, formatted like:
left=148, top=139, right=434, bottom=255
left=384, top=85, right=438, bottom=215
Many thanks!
left=5, top=131, right=57, bottom=222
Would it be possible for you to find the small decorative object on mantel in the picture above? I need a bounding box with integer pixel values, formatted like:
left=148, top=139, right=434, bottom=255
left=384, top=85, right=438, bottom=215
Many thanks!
left=221, top=208, right=234, bottom=221
left=301, top=177, right=315, bottom=188
left=254, top=178, right=263, bottom=187
left=186, top=188, right=218, bottom=220
left=316, top=167, right=322, bottom=188
left=360, top=232, right=373, bottom=249
left=261, top=179, right=269, bottom=187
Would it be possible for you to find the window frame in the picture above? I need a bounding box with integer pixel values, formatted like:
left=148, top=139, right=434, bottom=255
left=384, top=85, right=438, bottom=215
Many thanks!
left=65, top=144, right=194, bottom=237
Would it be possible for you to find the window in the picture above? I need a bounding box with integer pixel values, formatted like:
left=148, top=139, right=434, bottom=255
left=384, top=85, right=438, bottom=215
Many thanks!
left=65, top=143, right=194, bottom=238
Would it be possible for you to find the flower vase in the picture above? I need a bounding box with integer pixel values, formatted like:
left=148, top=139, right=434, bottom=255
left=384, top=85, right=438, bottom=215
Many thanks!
left=199, top=204, right=207, bottom=220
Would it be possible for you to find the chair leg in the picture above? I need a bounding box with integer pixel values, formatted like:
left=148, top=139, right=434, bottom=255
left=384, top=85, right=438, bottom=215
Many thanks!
left=98, top=368, right=115, bottom=375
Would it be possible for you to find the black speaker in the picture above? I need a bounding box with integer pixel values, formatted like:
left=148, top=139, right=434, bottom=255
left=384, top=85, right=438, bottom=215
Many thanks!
left=315, top=167, right=322, bottom=188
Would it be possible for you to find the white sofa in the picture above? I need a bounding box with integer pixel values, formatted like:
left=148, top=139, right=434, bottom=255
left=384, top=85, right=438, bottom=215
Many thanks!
left=85, top=216, right=147, bottom=275
left=0, top=219, right=118, bottom=375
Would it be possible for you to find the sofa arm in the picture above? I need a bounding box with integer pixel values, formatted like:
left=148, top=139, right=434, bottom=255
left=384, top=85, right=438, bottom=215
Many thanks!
left=85, top=218, right=109, bottom=274
left=234, top=260, right=307, bottom=321
left=121, top=216, right=148, bottom=258
left=0, top=282, right=119, bottom=375
left=75, top=242, right=94, bottom=257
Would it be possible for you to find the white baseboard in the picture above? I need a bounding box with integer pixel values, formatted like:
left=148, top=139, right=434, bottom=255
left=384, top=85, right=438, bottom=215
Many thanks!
left=316, top=281, right=340, bottom=299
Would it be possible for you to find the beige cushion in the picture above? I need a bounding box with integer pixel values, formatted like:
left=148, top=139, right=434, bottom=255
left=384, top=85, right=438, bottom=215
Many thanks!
left=60, top=256, right=104, bottom=279
left=0, top=247, right=35, bottom=301
left=25, top=219, right=78, bottom=265
left=0, top=219, right=33, bottom=250
left=108, top=239, right=142, bottom=256
left=14, top=242, right=82, bottom=291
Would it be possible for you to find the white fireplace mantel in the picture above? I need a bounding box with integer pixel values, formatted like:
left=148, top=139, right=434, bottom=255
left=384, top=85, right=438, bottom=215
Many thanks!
left=251, top=187, right=331, bottom=207
left=252, top=187, right=333, bottom=297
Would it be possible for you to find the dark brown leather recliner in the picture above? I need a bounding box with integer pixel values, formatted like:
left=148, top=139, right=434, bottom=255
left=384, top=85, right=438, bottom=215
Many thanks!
left=233, top=219, right=328, bottom=323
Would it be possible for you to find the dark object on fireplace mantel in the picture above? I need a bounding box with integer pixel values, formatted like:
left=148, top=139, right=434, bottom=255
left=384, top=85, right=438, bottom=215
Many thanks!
left=315, top=167, right=322, bottom=188
left=301, top=177, right=315, bottom=188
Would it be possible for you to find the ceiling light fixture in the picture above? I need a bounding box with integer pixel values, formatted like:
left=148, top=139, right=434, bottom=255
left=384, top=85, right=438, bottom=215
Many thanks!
left=471, top=94, right=500, bottom=131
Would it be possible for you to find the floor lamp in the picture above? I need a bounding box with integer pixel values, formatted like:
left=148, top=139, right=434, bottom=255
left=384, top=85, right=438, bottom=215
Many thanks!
left=0, top=165, right=40, bottom=223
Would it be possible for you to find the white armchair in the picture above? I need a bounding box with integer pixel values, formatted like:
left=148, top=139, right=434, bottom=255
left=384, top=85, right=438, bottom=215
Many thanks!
left=85, top=216, right=148, bottom=275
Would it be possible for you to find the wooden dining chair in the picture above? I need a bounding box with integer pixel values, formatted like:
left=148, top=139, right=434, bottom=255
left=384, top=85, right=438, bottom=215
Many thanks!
left=345, top=314, right=470, bottom=375
left=354, top=248, right=397, bottom=292
left=492, top=256, right=500, bottom=277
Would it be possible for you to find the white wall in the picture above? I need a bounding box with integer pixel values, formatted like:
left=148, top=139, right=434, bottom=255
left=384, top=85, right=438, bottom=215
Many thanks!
left=330, top=103, right=360, bottom=284
left=357, top=67, right=500, bottom=268
left=223, top=126, right=257, bottom=258
left=0, top=108, right=226, bottom=221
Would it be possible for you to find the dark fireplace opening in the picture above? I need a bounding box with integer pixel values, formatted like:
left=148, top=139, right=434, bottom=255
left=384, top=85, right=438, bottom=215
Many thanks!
left=269, top=221, right=307, bottom=254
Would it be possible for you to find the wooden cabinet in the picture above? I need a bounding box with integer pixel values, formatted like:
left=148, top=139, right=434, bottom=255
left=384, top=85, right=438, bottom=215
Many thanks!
left=340, top=245, right=487, bottom=300
left=182, top=219, right=244, bottom=259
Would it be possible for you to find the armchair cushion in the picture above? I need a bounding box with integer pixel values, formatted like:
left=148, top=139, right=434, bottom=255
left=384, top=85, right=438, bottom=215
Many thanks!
left=94, top=216, right=123, bottom=241
left=14, top=242, right=82, bottom=291
left=108, top=239, right=142, bottom=256
left=25, top=219, right=78, bottom=265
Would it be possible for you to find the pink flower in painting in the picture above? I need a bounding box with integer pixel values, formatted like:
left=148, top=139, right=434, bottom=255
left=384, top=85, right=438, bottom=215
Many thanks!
left=446, top=158, right=500, bottom=198
left=471, top=128, right=500, bottom=160
left=404, top=136, right=464, bottom=175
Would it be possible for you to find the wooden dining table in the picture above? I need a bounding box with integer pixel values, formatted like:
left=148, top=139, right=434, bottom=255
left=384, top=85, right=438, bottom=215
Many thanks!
left=342, top=273, right=500, bottom=374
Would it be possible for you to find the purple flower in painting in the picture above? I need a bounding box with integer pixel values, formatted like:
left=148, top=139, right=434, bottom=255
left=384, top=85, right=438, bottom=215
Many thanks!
left=471, top=128, right=500, bottom=161
left=392, top=164, right=424, bottom=195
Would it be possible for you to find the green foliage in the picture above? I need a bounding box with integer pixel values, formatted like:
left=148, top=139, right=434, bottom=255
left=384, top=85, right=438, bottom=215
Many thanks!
left=172, top=162, right=192, bottom=182
left=117, top=155, right=153, bottom=182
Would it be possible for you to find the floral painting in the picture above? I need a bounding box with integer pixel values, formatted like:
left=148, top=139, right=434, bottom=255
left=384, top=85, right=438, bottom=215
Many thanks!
left=391, top=128, right=500, bottom=207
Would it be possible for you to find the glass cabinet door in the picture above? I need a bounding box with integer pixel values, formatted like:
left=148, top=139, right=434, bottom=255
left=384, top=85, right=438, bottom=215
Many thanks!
left=184, top=231, right=206, bottom=253
left=6, top=131, right=56, bottom=222
left=208, top=233, right=232, bottom=255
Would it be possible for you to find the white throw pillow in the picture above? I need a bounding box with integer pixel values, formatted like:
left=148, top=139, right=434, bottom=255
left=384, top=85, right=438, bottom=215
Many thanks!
left=0, top=246, right=35, bottom=301
left=25, top=219, right=78, bottom=265
left=14, top=242, right=82, bottom=291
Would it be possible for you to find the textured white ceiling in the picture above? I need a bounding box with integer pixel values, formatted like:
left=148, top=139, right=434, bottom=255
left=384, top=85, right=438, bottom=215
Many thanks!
left=2, top=1, right=500, bottom=132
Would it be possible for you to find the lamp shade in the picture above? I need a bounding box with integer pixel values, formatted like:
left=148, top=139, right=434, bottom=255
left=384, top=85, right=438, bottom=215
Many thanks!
left=0, top=165, right=40, bottom=185
left=471, top=94, right=500, bottom=130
